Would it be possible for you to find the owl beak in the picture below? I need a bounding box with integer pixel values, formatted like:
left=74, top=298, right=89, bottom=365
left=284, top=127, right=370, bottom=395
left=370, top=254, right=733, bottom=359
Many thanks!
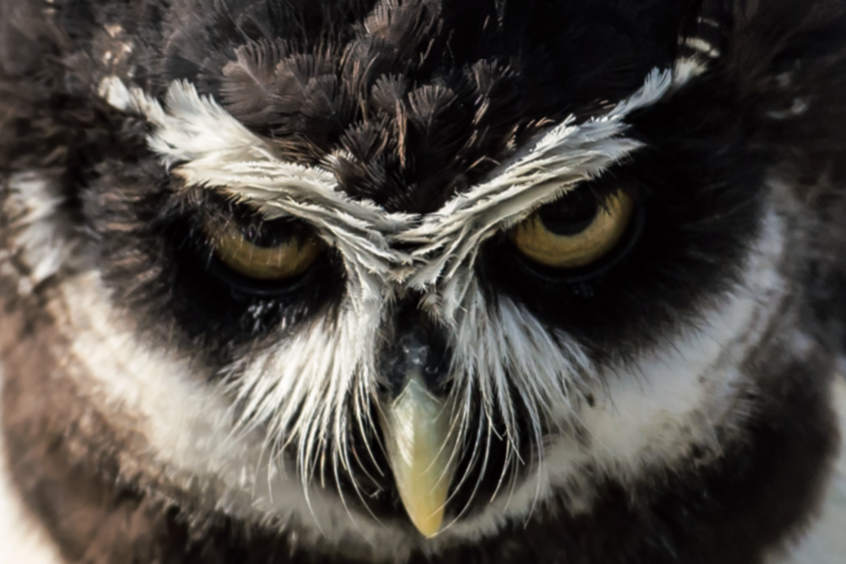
left=380, top=372, right=456, bottom=538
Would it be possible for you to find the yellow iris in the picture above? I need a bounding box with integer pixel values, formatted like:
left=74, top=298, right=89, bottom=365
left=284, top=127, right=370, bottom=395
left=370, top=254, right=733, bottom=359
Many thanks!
left=510, top=191, right=635, bottom=269
left=207, top=221, right=323, bottom=281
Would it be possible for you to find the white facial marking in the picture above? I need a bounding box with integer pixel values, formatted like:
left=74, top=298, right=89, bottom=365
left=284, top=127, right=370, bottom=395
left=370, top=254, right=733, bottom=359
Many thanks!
left=2, top=171, right=81, bottom=293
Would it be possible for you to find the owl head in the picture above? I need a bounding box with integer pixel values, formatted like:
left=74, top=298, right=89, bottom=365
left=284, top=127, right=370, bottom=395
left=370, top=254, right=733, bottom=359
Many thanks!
left=1, top=1, right=845, bottom=562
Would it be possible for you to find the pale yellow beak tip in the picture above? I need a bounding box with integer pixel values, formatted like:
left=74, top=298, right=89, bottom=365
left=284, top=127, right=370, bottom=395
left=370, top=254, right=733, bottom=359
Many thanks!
left=380, top=375, right=455, bottom=540
left=408, top=508, right=445, bottom=539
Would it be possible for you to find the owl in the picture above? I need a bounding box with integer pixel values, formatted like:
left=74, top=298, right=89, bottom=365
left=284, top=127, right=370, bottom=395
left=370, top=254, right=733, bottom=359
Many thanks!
left=0, top=1, right=845, bottom=562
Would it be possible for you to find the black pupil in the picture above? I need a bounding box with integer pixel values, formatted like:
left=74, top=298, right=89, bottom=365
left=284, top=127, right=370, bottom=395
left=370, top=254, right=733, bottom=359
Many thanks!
left=538, top=190, right=600, bottom=235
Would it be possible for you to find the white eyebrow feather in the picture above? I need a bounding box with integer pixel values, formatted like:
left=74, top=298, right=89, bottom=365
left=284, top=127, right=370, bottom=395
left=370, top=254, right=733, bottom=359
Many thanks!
left=100, top=77, right=414, bottom=287
left=401, top=69, right=672, bottom=288
left=99, top=76, right=410, bottom=228
left=99, top=68, right=673, bottom=285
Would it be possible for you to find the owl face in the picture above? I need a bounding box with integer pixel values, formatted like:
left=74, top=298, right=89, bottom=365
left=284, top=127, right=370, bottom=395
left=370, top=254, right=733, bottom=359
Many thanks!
left=1, top=0, right=844, bottom=561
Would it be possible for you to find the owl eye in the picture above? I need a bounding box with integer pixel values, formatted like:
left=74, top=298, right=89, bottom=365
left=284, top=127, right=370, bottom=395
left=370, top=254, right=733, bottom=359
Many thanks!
left=510, top=190, right=635, bottom=269
left=205, top=220, right=323, bottom=282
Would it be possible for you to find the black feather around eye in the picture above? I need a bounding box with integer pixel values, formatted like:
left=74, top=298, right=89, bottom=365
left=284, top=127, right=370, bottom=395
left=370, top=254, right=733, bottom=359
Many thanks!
left=481, top=127, right=767, bottom=362
left=81, top=169, right=346, bottom=365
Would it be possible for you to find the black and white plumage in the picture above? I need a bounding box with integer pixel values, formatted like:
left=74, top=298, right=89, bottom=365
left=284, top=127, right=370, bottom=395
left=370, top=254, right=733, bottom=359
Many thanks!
left=1, top=1, right=845, bottom=562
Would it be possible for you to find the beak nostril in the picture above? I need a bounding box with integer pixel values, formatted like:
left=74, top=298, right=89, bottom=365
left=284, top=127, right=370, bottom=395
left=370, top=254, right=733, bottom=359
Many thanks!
left=381, top=297, right=452, bottom=399
left=399, top=334, right=429, bottom=367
